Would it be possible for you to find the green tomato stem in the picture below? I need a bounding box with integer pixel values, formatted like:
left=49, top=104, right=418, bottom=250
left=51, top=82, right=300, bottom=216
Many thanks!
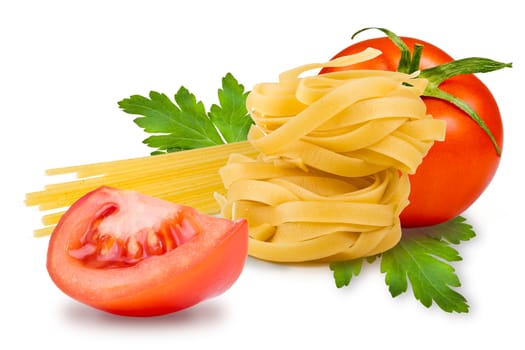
left=352, top=27, right=512, bottom=156
left=423, top=85, right=502, bottom=156
left=419, top=58, right=513, bottom=85
left=352, top=27, right=413, bottom=73
left=419, top=58, right=511, bottom=156
left=409, top=44, right=424, bottom=74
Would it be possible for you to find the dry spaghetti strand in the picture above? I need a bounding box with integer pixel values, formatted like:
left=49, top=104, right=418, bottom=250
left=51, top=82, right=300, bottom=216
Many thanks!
left=25, top=141, right=258, bottom=236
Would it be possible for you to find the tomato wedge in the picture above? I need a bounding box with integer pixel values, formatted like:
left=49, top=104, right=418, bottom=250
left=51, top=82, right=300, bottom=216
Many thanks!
left=47, top=186, right=248, bottom=317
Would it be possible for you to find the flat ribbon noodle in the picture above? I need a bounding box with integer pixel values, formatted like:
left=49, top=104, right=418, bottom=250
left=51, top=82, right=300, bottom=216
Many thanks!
left=216, top=49, right=446, bottom=263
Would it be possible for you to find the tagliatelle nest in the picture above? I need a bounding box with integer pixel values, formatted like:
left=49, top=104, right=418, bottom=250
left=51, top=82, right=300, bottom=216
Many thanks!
left=216, top=48, right=446, bottom=262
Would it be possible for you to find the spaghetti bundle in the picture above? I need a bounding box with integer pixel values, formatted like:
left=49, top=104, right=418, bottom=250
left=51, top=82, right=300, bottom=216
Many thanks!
left=216, top=49, right=446, bottom=262
left=25, top=142, right=259, bottom=237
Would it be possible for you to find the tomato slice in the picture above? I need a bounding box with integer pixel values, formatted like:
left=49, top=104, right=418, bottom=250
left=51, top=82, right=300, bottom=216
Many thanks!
left=47, top=186, right=248, bottom=317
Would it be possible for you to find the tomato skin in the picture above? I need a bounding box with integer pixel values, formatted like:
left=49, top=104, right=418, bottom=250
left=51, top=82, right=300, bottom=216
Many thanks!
left=47, top=186, right=249, bottom=317
left=321, top=37, right=504, bottom=227
left=321, top=37, right=454, bottom=71
left=402, top=75, right=503, bottom=226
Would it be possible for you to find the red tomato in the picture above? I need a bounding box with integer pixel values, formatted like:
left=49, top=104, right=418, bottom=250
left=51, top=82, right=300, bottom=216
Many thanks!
left=47, top=186, right=248, bottom=317
left=320, top=37, right=504, bottom=227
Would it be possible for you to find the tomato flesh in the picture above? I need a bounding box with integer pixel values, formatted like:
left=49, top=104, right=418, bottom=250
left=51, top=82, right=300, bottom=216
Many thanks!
left=320, top=36, right=504, bottom=227
left=47, top=186, right=249, bottom=316
left=68, top=191, right=200, bottom=268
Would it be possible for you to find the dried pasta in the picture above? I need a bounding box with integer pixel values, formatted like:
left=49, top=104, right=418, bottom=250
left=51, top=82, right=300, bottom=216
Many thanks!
left=216, top=50, right=446, bottom=262
left=25, top=142, right=259, bottom=237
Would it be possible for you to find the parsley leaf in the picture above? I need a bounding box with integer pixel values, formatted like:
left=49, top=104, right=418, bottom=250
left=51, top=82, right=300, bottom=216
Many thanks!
left=330, top=217, right=475, bottom=313
left=118, top=73, right=252, bottom=154
left=330, top=259, right=363, bottom=288
left=414, top=215, right=476, bottom=244
left=209, top=73, right=252, bottom=143
left=381, top=216, right=475, bottom=313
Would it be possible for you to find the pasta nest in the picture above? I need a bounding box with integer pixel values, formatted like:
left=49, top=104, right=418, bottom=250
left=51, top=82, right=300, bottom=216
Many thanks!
left=216, top=49, right=446, bottom=263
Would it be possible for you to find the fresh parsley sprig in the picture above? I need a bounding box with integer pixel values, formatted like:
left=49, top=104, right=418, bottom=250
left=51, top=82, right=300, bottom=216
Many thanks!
left=330, top=216, right=475, bottom=313
left=119, top=73, right=477, bottom=314
left=118, top=73, right=252, bottom=155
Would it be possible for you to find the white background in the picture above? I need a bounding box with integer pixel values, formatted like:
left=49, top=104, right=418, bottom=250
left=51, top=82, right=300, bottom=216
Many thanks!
left=2, top=0, right=523, bottom=348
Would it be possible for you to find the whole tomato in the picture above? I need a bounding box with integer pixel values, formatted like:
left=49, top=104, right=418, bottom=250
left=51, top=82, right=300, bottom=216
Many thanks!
left=320, top=33, right=505, bottom=227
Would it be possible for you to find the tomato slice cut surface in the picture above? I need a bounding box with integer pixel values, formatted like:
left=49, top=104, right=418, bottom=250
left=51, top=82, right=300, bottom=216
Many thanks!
left=47, top=186, right=249, bottom=317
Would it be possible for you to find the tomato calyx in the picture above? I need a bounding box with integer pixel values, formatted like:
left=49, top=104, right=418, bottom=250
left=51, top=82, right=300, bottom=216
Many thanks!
left=353, top=27, right=511, bottom=156
left=352, top=27, right=423, bottom=74
left=68, top=193, right=200, bottom=269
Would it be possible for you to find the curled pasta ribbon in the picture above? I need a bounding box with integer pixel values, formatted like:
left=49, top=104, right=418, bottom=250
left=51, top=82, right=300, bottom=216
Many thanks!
left=217, top=49, right=446, bottom=263
left=217, top=156, right=409, bottom=262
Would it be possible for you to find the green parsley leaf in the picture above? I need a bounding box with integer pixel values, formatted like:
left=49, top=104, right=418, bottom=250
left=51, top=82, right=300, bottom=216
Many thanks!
left=209, top=73, right=253, bottom=143
left=380, top=216, right=475, bottom=313
left=118, top=73, right=252, bottom=154
left=413, top=215, right=476, bottom=244
left=330, top=217, right=475, bottom=313
left=330, top=259, right=363, bottom=288
left=118, top=88, right=223, bottom=154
